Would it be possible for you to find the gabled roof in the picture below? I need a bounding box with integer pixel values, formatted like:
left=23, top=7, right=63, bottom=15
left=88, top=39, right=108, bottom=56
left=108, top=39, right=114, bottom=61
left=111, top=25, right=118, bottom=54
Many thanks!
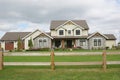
left=50, top=20, right=89, bottom=30
left=22, top=29, right=53, bottom=40
left=0, top=32, right=31, bottom=41
left=87, top=32, right=108, bottom=39
left=41, top=31, right=53, bottom=39
left=88, top=32, right=116, bottom=40
left=22, top=29, right=41, bottom=40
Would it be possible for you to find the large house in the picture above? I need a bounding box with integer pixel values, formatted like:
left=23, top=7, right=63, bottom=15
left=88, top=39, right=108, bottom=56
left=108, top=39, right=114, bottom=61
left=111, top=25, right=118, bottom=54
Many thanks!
left=0, top=20, right=116, bottom=51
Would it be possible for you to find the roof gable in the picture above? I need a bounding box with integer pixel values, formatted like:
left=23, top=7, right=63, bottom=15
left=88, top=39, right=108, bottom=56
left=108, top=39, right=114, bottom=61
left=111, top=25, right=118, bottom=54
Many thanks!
left=22, top=29, right=53, bottom=40
left=50, top=20, right=89, bottom=30
left=22, top=29, right=41, bottom=40
left=55, top=20, right=84, bottom=30
left=33, top=32, right=53, bottom=40
left=87, top=32, right=108, bottom=39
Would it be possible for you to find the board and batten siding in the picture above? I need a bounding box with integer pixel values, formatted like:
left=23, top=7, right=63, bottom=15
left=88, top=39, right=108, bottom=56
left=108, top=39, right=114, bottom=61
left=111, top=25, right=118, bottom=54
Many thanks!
left=33, top=35, right=51, bottom=48
left=88, top=36, right=106, bottom=49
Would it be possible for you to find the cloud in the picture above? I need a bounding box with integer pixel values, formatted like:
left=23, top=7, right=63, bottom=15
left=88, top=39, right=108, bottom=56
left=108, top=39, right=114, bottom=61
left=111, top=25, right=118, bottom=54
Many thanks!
left=0, top=0, right=120, bottom=42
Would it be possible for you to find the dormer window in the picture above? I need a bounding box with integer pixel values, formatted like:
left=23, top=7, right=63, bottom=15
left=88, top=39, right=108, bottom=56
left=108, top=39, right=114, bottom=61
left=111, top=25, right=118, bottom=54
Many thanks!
left=59, top=30, right=64, bottom=35
left=76, top=30, right=80, bottom=35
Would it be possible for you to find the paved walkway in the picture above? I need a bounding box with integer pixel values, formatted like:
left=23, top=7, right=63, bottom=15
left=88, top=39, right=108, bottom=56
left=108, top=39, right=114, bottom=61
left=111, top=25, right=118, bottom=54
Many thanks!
left=4, top=61, right=120, bottom=66
left=4, top=52, right=120, bottom=56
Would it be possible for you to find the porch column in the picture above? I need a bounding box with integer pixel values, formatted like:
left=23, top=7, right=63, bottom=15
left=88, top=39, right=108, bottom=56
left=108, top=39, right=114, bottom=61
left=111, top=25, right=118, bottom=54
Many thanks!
left=61, top=40, right=65, bottom=49
left=1, top=41, right=5, bottom=51
left=74, top=39, right=76, bottom=48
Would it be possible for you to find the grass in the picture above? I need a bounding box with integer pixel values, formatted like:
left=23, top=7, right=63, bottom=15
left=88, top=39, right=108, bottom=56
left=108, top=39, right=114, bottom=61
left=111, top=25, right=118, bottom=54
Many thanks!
left=0, top=65, right=120, bottom=80
left=4, top=54, right=120, bottom=62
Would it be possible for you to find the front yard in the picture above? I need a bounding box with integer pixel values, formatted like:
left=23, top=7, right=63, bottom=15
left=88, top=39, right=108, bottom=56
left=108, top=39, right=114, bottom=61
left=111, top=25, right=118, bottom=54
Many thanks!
left=1, top=52, right=120, bottom=80
left=0, top=66, right=120, bottom=80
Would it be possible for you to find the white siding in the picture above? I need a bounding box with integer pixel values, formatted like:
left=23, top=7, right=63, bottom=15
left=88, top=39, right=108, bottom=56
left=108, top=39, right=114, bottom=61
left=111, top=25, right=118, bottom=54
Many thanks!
left=51, top=30, right=57, bottom=36
left=0, top=41, right=5, bottom=50
left=14, top=41, right=18, bottom=49
left=24, top=30, right=42, bottom=49
left=106, top=40, right=116, bottom=49
left=82, top=30, right=88, bottom=36
left=53, top=23, right=85, bottom=36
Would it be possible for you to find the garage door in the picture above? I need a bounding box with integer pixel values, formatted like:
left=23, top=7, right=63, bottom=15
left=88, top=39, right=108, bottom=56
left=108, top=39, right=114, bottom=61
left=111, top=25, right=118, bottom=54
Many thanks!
left=5, top=42, right=14, bottom=50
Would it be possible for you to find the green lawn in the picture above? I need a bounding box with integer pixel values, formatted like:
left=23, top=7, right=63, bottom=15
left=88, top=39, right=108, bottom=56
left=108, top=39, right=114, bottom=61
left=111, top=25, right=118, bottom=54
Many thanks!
left=0, top=65, right=120, bottom=80
left=4, top=54, right=120, bottom=62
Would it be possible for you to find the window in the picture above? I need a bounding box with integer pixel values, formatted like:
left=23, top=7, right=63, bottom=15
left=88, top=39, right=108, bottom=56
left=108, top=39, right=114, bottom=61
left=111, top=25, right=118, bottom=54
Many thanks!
left=59, top=30, right=64, bottom=35
left=68, top=30, right=71, bottom=35
left=39, top=39, right=47, bottom=48
left=39, top=39, right=43, bottom=47
left=76, top=30, right=80, bottom=35
left=80, top=39, right=86, bottom=46
left=98, top=39, right=101, bottom=46
left=94, top=39, right=97, bottom=46
left=43, top=39, right=46, bottom=42
left=39, top=39, right=42, bottom=42
left=94, top=39, right=102, bottom=46
left=43, top=39, right=47, bottom=47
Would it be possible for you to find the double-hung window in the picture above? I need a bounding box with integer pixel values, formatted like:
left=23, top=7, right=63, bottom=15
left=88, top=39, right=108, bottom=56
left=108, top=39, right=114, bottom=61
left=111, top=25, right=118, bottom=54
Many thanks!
left=94, top=39, right=102, bottom=46
left=76, top=30, right=80, bottom=35
left=59, top=30, right=64, bottom=35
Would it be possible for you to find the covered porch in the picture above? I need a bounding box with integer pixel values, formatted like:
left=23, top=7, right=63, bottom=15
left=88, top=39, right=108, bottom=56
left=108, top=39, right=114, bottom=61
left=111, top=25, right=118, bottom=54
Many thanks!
left=52, top=39, right=76, bottom=49
left=52, top=36, right=88, bottom=49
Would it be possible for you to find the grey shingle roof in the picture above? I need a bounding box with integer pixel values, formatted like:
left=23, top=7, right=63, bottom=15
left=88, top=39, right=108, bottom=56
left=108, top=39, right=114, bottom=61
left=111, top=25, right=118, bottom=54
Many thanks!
left=104, top=34, right=116, bottom=40
left=88, top=33, right=116, bottom=40
left=1, top=32, right=31, bottom=41
left=50, top=20, right=89, bottom=30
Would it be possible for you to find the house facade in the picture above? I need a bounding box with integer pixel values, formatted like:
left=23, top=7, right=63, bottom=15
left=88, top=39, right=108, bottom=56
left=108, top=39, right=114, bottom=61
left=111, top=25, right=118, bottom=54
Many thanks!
left=0, top=20, right=116, bottom=51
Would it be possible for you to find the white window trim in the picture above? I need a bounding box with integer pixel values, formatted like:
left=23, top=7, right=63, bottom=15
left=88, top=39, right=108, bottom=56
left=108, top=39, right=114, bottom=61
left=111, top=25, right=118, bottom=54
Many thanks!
left=67, top=30, right=72, bottom=36
left=93, top=38, right=102, bottom=47
left=79, top=39, right=86, bottom=46
left=57, top=28, right=65, bottom=36
left=74, top=28, right=82, bottom=36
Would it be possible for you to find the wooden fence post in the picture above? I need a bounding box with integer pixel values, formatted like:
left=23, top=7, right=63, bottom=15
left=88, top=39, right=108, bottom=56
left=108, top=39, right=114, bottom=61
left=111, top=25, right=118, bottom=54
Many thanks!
left=102, top=50, right=106, bottom=71
left=51, top=49, right=55, bottom=70
left=0, top=48, right=3, bottom=70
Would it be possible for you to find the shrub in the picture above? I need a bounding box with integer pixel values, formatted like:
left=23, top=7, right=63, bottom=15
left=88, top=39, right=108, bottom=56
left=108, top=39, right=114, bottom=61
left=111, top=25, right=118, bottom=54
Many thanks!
left=26, top=48, right=50, bottom=51
left=105, top=46, right=109, bottom=50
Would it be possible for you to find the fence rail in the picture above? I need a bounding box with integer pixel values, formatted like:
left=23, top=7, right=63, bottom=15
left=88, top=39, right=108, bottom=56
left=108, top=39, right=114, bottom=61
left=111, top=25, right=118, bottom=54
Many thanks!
left=0, top=49, right=120, bottom=71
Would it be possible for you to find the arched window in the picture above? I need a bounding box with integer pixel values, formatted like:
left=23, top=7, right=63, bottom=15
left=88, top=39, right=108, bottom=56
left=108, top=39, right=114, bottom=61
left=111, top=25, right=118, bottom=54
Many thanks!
left=59, top=30, right=64, bottom=35
left=76, top=30, right=80, bottom=35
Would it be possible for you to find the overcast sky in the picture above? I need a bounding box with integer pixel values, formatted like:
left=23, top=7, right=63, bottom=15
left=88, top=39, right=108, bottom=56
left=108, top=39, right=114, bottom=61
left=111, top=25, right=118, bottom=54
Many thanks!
left=0, top=0, right=120, bottom=43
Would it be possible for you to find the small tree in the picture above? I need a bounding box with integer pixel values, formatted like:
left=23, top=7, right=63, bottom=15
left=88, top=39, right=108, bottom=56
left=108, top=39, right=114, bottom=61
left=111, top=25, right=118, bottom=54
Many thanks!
left=28, top=38, right=33, bottom=49
left=17, top=37, right=22, bottom=51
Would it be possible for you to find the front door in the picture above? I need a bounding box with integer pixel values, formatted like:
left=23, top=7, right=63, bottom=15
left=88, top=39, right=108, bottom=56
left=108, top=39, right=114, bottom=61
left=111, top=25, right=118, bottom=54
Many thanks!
left=67, top=40, right=72, bottom=48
